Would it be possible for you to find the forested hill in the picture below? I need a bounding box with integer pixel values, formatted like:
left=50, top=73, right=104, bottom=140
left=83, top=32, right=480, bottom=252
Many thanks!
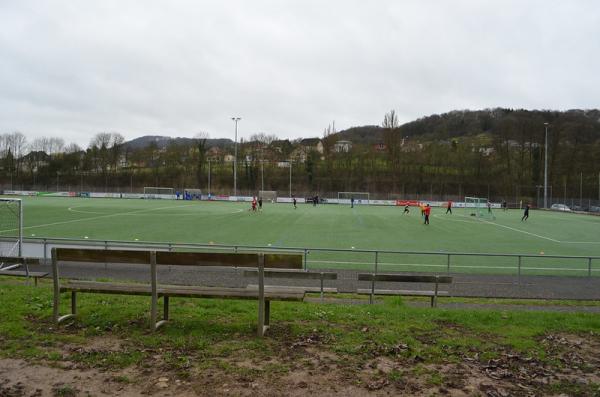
left=333, top=108, right=600, bottom=144
left=124, top=135, right=232, bottom=150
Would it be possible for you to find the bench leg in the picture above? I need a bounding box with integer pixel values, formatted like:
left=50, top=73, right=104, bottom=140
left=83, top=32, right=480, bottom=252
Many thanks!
left=56, top=292, right=76, bottom=324
left=71, top=291, right=77, bottom=315
left=265, top=300, right=270, bottom=326
left=163, top=296, right=169, bottom=321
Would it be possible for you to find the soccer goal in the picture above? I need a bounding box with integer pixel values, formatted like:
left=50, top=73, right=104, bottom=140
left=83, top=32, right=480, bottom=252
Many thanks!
left=183, top=188, right=202, bottom=200
left=259, top=190, right=277, bottom=203
left=464, top=196, right=495, bottom=220
left=0, top=198, right=23, bottom=269
left=143, top=187, right=174, bottom=199
left=338, top=192, right=370, bottom=204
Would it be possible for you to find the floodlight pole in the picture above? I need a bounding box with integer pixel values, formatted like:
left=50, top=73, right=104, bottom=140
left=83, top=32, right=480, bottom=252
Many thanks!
left=289, top=159, right=292, bottom=198
left=261, top=160, right=264, bottom=192
left=231, top=117, right=241, bottom=197
left=207, top=159, right=211, bottom=196
left=544, top=122, right=549, bottom=209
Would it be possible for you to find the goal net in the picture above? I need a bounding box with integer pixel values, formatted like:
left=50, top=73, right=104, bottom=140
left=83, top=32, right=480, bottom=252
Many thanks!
left=464, top=196, right=495, bottom=220
left=143, top=187, right=174, bottom=199
left=259, top=190, right=277, bottom=203
left=338, top=192, right=370, bottom=204
left=183, top=188, right=202, bottom=200
left=0, top=198, right=23, bottom=268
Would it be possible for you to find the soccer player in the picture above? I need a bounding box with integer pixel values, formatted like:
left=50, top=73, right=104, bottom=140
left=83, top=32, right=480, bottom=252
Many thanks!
left=424, top=204, right=431, bottom=225
left=446, top=200, right=452, bottom=214
left=292, top=196, right=297, bottom=209
left=258, top=197, right=263, bottom=211
left=403, top=205, right=410, bottom=214
left=502, top=200, right=507, bottom=211
left=251, top=196, right=257, bottom=212
left=351, top=197, right=354, bottom=208
left=487, top=201, right=492, bottom=213
left=521, top=203, right=530, bottom=221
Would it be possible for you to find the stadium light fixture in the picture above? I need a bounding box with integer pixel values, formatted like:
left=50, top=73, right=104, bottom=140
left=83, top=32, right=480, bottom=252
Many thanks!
left=544, top=122, right=549, bottom=209
left=231, top=117, right=241, bottom=196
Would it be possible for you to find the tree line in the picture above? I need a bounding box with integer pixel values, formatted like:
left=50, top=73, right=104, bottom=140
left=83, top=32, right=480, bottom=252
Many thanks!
left=1, top=108, right=599, bottom=204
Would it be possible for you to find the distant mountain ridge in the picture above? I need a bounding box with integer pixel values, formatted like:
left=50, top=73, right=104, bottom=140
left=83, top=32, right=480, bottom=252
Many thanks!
left=123, top=108, right=600, bottom=149
left=124, top=135, right=233, bottom=150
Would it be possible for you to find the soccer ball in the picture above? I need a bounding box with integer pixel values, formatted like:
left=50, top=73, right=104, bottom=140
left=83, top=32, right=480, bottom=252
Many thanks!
left=539, top=251, right=544, bottom=255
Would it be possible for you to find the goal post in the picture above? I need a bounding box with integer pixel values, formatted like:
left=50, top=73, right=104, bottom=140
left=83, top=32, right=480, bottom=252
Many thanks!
left=464, top=196, right=495, bottom=220
left=259, top=190, right=277, bottom=203
left=183, top=188, right=202, bottom=200
left=0, top=198, right=23, bottom=265
left=143, top=187, right=174, bottom=199
left=338, top=192, right=370, bottom=204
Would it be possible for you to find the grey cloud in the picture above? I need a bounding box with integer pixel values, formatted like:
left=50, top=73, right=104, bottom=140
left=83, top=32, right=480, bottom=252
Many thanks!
left=1, top=0, right=598, bottom=148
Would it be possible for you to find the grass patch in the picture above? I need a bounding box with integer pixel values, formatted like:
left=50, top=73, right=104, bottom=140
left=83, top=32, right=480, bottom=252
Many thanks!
left=1, top=278, right=600, bottom=379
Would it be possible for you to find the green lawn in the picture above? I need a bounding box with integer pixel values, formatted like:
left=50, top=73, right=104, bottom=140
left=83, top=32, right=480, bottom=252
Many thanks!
left=1, top=278, right=599, bottom=395
left=3, top=196, right=600, bottom=275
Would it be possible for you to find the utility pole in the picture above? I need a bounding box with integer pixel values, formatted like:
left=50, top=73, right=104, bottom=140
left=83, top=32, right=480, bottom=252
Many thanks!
left=580, top=172, right=583, bottom=207
left=261, top=160, right=264, bottom=192
left=544, top=122, right=549, bottom=209
left=207, top=159, right=211, bottom=197
left=231, top=117, right=241, bottom=197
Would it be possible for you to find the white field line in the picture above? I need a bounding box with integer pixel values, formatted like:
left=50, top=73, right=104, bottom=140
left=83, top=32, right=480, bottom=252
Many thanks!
left=308, top=260, right=595, bottom=272
left=478, top=219, right=561, bottom=242
left=67, top=205, right=245, bottom=216
left=0, top=204, right=196, bottom=234
left=434, top=214, right=561, bottom=243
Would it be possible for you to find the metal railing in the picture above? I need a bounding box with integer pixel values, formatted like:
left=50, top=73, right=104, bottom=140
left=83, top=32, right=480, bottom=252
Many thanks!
left=4, top=236, right=598, bottom=279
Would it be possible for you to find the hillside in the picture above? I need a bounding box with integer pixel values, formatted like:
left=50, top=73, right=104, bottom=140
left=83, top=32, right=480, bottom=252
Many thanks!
left=124, top=135, right=233, bottom=150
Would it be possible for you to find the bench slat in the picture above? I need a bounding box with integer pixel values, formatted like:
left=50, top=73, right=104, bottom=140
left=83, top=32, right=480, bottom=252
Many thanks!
left=358, top=273, right=452, bottom=283
left=0, top=270, right=48, bottom=278
left=0, top=257, right=41, bottom=265
left=246, top=284, right=338, bottom=293
left=357, top=289, right=449, bottom=296
left=243, top=270, right=337, bottom=280
left=158, top=252, right=302, bottom=269
left=61, top=281, right=305, bottom=301
left=55, top=249, right=151, bottom=264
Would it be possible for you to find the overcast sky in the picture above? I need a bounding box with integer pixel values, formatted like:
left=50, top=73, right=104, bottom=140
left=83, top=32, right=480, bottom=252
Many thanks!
left=1, top=1, right=599, bottom=148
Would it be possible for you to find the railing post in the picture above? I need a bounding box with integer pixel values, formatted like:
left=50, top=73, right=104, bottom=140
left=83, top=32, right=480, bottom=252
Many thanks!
left=168, top=243, right=172, bottom=252
left=374, top=251, right=378, bottom=274
left=589, top=258, right=592, bottom=278
left=518, top=255, right=522, bottom=283
left=43, top=239, right=48, bottom=264
left=447, top=254, right=450, bottom=274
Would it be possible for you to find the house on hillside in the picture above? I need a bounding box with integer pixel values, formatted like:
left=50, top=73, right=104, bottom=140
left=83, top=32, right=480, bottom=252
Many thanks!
left=290, top=138, right=324, bottom=162
left=300, top=138, right=324, bottom=154
left=205, top=146, right=224, bottom=162
left=373, top=142, right=386, bottom=152
left=333, top=140, right=352, bottom=153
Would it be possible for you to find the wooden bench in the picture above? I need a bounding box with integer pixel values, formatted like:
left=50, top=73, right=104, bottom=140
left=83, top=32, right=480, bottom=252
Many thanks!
left=357, top=273, right=453, bottom=307
left=51, top=248, right=304, bottom=336
left=243, top=269, right=338, bottom=302
left=0, top=256, right=48, bottom=286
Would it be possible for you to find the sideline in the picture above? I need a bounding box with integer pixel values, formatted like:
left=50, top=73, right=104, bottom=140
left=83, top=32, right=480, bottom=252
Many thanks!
left=1, top=205, right=243, bottom=233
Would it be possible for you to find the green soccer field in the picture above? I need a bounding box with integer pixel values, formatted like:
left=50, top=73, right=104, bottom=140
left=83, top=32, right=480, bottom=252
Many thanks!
left=3, top=196, right=600, bottom=275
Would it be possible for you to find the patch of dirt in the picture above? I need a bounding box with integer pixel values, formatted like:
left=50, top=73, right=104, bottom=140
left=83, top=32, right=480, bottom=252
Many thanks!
left=2, top=330, right=600, bottom=396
